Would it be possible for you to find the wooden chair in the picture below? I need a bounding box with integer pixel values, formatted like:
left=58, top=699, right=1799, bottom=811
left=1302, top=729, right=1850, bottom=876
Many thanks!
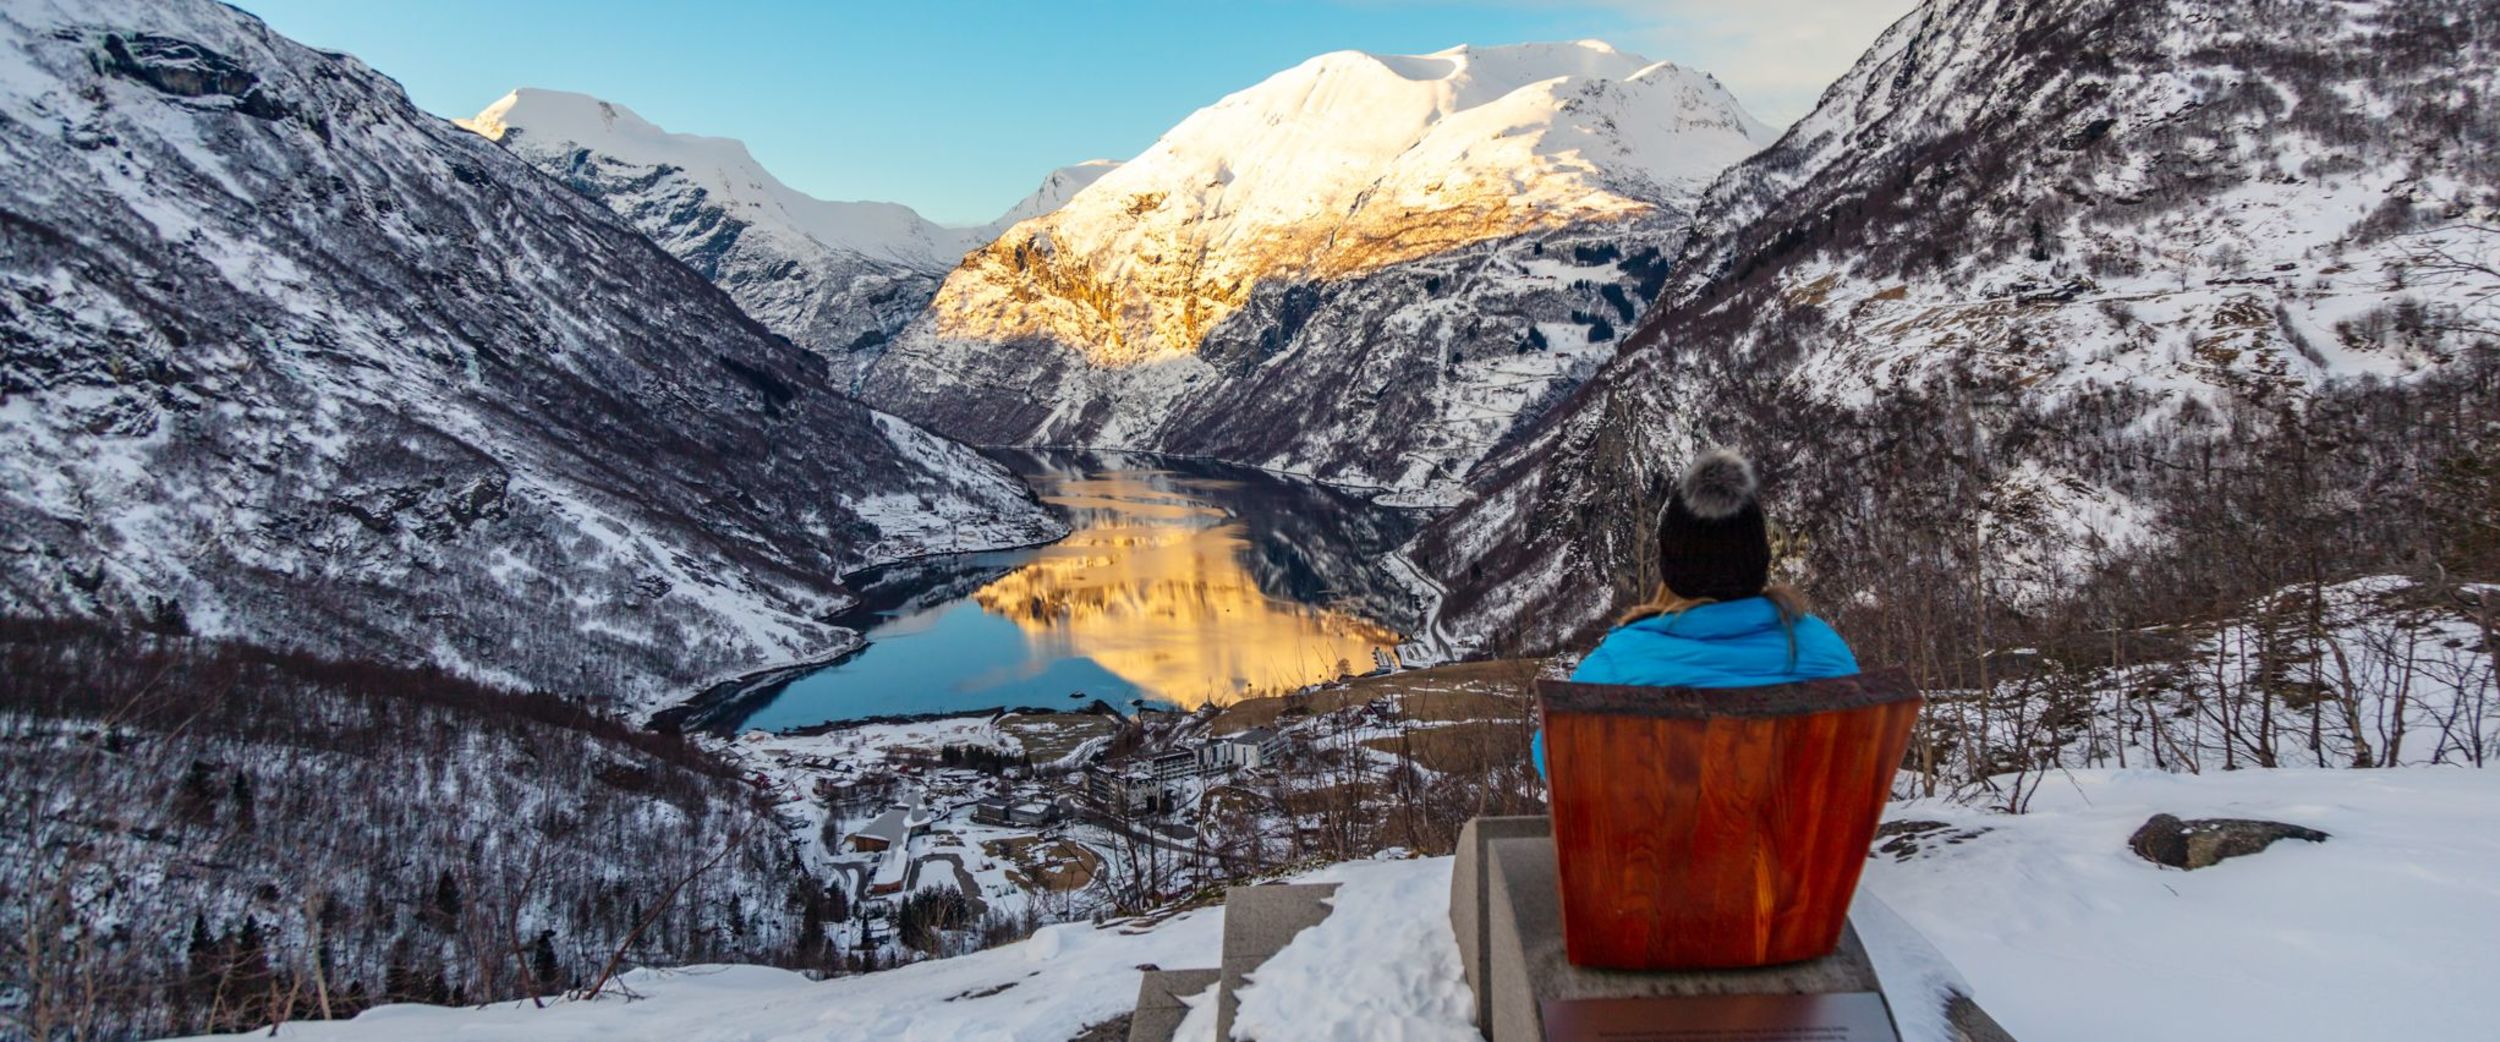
left=1535, top=667, right=1922, bottom=970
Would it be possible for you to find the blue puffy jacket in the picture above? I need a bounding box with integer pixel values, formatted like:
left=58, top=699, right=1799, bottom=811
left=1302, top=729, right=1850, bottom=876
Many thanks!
left=1534, top=596, right=1860, bottom=776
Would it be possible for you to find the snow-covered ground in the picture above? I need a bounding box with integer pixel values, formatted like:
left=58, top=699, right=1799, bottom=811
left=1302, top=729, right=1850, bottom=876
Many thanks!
left=158, top=766, right=2500, bottom=1042
left=1871, top=768, right=2500, bottom=1042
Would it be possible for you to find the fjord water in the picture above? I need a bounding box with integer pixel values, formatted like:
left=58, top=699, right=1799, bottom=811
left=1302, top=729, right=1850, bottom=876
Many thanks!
left=720, top=450, right=1426, bottom=733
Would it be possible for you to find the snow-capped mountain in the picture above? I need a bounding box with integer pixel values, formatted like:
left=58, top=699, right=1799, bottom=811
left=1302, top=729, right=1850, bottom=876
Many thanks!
left=1417, top=0, right=2500, bottom=650
left=978, top=158, right=1122, bottom=241
left=858, top=40, right=1776, bottom=498
left=461, top=90, right=1117, bottom=365
left=0, top=0, right=1063, bottom=708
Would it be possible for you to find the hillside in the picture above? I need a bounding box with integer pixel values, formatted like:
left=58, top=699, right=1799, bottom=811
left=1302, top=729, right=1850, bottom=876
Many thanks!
left=0, top=620, right=816, bottom=1041
left=1417, top=0, right=2500, bottom=652
left=0, top=0, right=1064, bottom=707
left=858, top=40, right=1777, bottom=499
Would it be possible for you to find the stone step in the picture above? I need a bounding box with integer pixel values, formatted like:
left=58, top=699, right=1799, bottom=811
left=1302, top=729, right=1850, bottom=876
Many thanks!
left=1214, top=882, right=1341, bottom=1042
left=1126, top=967, right=1220, bottom=1042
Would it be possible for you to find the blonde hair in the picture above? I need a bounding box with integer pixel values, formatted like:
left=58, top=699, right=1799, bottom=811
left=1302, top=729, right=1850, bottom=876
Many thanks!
left=1618, top=582, right=1808, bottom=626
left=1618, top=581, right=1812, bottom=669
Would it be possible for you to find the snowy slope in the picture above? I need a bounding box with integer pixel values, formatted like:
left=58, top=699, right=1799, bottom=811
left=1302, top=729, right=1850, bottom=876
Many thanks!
left=463, top=91, right=1115, bottom=367
left=1420, top=0, right=2500, bottom=648
left=860, top=40, right=1777, bottom=498
left=920, top=38, right=1772, bottom=361
left=461, top=89, right=973, bottom=270
left=155, top=769, right=2500, bottom=1042
left=974, top=158, right=1121, bottom=242
left=0, top=0, right=1062, bottom=709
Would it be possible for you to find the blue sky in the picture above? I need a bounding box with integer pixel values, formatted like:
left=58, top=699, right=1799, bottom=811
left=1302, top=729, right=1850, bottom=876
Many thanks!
left=235, top=1, right=1914, bottom=226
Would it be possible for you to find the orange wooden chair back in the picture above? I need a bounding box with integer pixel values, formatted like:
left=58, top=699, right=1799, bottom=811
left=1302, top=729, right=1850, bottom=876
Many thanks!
left=1536, top=667, right=1921, bottom=969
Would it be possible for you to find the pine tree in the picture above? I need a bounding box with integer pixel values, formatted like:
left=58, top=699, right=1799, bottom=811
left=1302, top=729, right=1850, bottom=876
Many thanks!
left=148, top=595, right=191, bottom=635
left=227, top=769, right=255, bottom=833
left=230, top=918, right=273, bottom=1027
left=177, top=914, right=218, bottom=1023
left=428, top=871, right=462, bottom=932
left=530, top=930, right=562, bottom=994
left=176, top=761, right=220, bottom=828
left=797, top=893, right=825, bottom=965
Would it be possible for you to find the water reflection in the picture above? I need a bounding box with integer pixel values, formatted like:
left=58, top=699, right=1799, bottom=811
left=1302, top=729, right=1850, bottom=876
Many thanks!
left=718, top=451, right=1423, bottom=731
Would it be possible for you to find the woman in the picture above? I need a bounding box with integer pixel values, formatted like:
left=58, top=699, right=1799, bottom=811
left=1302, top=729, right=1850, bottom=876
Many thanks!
left=1533, top=448, right=1860, bottom=776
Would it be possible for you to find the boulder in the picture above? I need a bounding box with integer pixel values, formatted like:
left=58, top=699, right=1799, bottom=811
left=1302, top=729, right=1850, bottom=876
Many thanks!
left=2128, top=814, right=2328, bottom=870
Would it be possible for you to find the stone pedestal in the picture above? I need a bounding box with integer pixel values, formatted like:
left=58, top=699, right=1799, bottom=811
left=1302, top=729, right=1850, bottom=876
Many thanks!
left=1452, top=816, right=1553, bottom=1031
left=1451, top=817, right=2017, bottom=1042
left=1484, top=832, right=1887, bottom=1042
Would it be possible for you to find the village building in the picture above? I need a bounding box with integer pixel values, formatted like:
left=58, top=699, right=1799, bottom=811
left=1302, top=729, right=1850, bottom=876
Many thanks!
left=1200, top=727, right=1288, bottom=771
left=845, top=807, right=913, bottom=853
left=865, top=841, right=911, bottom=896
left=972, top=796, right=1065, bottom=828
left=1084, top=765, right=1173, bottom=814
left=1148, top=748, right=1200, bottom=782
left=845, top=792, right=941, bottom=852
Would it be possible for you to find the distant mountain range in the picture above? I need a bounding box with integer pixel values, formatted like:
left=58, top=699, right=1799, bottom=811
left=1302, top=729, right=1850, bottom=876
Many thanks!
left=474, top=41, right=1778, bottom=501
left=460, top=88, right=1118, bottom=371
left=9, top=0, right=2492, bottom=696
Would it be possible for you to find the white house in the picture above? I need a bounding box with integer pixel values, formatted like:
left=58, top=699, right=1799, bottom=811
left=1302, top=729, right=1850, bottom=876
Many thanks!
left=1202, top=728, right=1286, bottom=771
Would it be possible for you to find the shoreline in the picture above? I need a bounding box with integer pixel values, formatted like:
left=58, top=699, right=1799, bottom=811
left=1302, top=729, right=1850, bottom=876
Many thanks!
left=987, top=442, right=1456, bottom=509
left=653, top=503, right=1082, bottom=735
left=767, top=697, right=1128, bottom=738
left=656, top=446, right=1430, bottom=737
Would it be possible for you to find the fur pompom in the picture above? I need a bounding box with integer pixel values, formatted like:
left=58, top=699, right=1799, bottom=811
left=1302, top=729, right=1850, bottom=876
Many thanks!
left=1678, top=448, right=1757, bottom=520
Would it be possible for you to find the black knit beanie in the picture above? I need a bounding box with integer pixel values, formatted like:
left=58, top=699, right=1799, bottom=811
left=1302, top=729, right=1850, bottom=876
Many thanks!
left=1654, top=448, right=1770, bottom=602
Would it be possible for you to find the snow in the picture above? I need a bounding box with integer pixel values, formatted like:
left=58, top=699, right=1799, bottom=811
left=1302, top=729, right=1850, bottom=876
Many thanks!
left=1227, top=857, right=1479, bottom=1042
left=463, top=90, right=1112, bottom=272
left=1870, top=768, right=2500, bottom=1042
left=156, top=767, right=2500, bottom=1042
left=914, top=38, right=1775, bottom=364
left=460, top=89, right=976, bottom=271
left=161, top=903, right=1226, bottom=1042
left=971, top=159, right=1122, bottom=244
left=0, top=0, right=1066, bottom=711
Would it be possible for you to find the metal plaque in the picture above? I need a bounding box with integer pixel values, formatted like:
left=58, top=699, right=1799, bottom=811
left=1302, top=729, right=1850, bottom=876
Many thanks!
left=1540, top=991, right=1900, bottom=1042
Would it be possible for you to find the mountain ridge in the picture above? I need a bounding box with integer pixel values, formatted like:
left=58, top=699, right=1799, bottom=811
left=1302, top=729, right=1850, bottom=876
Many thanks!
left=1414, top=0, right=2500, bottom=652
left=857, top=39, right=1777, bottom=499
left=461, top=88, right=1119, bottom=364
left=0, top=0, right=1064, bottom=709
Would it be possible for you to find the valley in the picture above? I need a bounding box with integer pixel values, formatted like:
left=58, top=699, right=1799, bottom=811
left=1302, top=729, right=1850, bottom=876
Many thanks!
left=2, top=0, right=2496, bottom=1039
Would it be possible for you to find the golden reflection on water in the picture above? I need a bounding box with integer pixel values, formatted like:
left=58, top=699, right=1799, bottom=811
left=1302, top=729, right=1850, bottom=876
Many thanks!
left=970, top=474, right=1402, bottom=709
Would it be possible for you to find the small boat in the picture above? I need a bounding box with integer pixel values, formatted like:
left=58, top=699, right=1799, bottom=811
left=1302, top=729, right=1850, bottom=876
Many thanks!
left=1067, top=691, right=1086, bottom=700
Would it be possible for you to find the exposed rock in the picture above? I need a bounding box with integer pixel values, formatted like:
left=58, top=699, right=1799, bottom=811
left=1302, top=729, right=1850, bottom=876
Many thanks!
left=2128, top=813, right=2329, bottom=870
left=96, top=31, right=287, bottom=118
left=1062, top=1013, right=1130, bottom=1042
left=1873, top=819, right=1993, bottom=863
